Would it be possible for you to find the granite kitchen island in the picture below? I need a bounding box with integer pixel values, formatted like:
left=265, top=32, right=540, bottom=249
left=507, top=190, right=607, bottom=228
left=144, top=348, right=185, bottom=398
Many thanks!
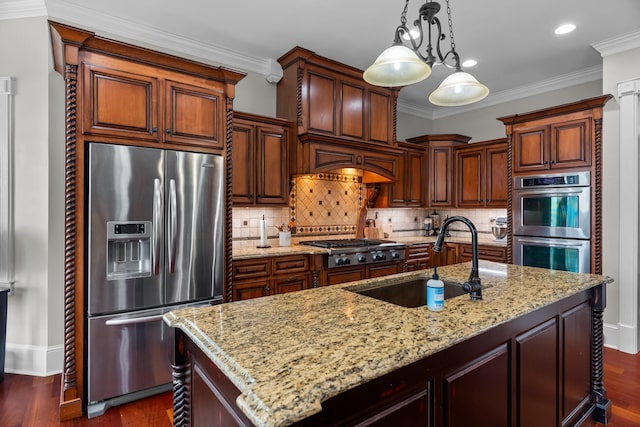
left=164, top=261, right=612, bottom=427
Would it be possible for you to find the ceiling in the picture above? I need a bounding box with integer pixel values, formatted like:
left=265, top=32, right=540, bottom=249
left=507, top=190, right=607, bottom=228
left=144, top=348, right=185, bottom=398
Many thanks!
left=6, top=0, right=640, bottom=117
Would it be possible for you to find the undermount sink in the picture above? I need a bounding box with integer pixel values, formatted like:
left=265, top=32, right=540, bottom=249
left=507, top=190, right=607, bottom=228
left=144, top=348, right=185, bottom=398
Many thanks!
left=346, top=278, right=468, bottom=308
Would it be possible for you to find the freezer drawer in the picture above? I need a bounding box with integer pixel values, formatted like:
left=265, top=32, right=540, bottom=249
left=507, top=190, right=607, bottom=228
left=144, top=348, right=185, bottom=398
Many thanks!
left=87, top=308, right=172, bottom=405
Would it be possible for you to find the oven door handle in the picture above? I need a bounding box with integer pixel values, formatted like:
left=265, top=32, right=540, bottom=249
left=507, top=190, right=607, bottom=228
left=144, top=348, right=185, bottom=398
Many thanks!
left=516, top=238, right=587, bottom=247
left=515, top=188, right=587, bottom=197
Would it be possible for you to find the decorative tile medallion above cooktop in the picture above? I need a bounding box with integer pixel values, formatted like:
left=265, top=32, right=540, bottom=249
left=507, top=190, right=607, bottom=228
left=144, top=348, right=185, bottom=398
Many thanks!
left=291, top=172, right=362, bottom=236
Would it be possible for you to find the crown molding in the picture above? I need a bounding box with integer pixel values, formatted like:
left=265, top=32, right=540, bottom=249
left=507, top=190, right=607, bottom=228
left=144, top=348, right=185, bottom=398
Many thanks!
left=19, top=0, right=283, bottom=82
left=593, top=30, right=640, bottom=57
left=398, top=65, right=603, bottom=120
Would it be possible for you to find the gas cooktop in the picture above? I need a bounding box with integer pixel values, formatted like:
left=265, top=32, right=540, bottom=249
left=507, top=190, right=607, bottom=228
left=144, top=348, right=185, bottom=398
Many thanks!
left=299, top=238, right=406, bottom=268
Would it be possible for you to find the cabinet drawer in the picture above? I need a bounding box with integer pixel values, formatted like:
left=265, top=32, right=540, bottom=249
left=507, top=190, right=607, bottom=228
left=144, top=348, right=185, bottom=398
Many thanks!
left=408, top=243, right=432, bottom=259
left=273, top=255, right=309, bottom=274
left=460, top=244, right=507, bottom=263
left=325, top=267, right=365, bottom=286
left=272, top=273, right=311, bottom=294
left=233, top=259, right=271, bottom=280
left=367, top=262, right=403, bottom=278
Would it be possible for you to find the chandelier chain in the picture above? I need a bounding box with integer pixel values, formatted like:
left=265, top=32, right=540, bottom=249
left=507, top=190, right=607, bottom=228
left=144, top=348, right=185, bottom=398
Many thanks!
left=400, top=0, right=410, bottom=25
left=445, top=0, right=456, bottom=52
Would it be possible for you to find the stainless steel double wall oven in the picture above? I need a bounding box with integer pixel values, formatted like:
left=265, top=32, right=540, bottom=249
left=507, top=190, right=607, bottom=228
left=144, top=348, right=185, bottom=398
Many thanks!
left=512, top=171, right=591, bottom=273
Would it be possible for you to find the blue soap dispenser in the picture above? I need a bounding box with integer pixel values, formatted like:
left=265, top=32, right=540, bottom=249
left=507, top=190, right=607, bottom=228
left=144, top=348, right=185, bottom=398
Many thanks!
left=426, top=266, right=444, bottom=311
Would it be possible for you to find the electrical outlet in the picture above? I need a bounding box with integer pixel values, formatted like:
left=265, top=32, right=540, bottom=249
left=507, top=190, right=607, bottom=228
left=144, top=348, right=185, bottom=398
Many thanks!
left=243, top=220, right=248, bottom=226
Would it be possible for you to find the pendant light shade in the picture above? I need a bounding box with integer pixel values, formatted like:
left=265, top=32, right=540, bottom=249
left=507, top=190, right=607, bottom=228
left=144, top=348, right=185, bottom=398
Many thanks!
left=428, top=70, right=489, bottom=106
left=365, top=0, right=490, bottom=107
left=363, top=44, right=432, bottom=87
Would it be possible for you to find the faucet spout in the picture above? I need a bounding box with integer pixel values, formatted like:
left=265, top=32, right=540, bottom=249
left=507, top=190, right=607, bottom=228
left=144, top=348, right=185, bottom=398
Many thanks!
left=432, top=216, right=482, bottom=300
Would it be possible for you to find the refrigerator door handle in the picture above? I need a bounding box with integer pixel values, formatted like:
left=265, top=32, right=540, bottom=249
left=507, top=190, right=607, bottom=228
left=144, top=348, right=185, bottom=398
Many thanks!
left=168, top=179, right=177, bottom=273
left=104, top=314, right=164, bottom=326
left=152, top=178, right=162, bottom=275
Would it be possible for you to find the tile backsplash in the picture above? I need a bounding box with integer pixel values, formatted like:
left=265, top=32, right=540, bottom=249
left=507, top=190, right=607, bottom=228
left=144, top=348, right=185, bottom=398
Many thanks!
left=232, top=170, right=507, bottom=249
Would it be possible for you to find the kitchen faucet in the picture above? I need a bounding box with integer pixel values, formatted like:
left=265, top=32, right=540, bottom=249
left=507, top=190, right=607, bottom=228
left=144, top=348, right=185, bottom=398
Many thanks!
left=432, top=216, right=482, bottom=300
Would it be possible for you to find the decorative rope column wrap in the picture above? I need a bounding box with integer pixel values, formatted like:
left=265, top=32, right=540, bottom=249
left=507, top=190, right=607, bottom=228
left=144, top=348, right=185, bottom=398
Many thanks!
left=591, top=284, right=610, bottom=424
left=62, top=63, right=79, bottom=399
left=225, top=99, right=234, bottom=302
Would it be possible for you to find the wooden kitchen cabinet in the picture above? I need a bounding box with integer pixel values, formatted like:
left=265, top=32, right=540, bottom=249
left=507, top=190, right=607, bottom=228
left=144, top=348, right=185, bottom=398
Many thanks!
left=324, top=267, right=365, bottom=286
left=455, top=138, right=508, bottom=208
left=277, top=46, right=399, bottom=146
left=232, top=255, right=312, bottom=301
left=510, top=119, right=591, bottom=173
left=322, top=260, right=404, bottom=286
left=232, top=112, right=292, bottom=206
left=406, top=134, right=471, bottom=208
left=498, top=97, right=612, bottom=175
left=459, top=243, right=507, bottom=263
left=406, top=243, right=434, bottom=271
left=435, top=242, right=460, bottom=266
left=374, top=142, right=426, bottom=208
left=81, top=52, right=227, bottom=149
left=366, top=262, right=403, bottom=278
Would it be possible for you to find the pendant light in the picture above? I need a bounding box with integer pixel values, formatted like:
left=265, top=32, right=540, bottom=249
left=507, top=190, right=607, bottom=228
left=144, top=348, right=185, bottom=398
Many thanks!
left=364, top=0, right=489, bottom=107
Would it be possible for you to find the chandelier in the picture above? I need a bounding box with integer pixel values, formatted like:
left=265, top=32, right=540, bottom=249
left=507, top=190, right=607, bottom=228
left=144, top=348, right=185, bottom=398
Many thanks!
left=363, top=0, right=489, bottom=107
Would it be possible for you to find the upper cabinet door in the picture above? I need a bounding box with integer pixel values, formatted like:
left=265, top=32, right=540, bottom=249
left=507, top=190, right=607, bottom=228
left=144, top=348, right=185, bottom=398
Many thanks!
left=82, top=62, right=159, bottom=142
left=513, top=126, right=548, bottom=173
left=456, top=148, right=484, bottom=208
left=306, top=69, right=337, bottom=134
left=256, top=125, right=289, bottom=205
left=231, top=121, right=255, bottom=205
left=551, top=118, right=591, bottom=170
left=339, top=79, right=365, bottom=140
left=485, top=145, right=508, bottom=207
left=367, top=90, right=393, bottom=144
left=164, top=80, right=224, bottom=148
left=429, top=145, right=455, bottom=207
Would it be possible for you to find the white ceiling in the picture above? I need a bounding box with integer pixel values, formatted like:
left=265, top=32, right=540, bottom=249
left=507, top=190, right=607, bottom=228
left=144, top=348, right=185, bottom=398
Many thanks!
left=5, top=0, right=640, bottom=117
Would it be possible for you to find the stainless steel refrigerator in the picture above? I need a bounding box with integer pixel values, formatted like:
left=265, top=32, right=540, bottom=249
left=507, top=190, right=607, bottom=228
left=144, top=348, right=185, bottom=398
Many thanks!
left=86, top=143, right=224, bottom=417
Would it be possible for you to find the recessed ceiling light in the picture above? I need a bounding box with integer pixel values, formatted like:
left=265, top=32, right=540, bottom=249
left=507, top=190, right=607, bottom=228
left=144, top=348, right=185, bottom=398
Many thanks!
left=462, top=59, right=477, bottom=68
left=554, top=23, right=576, bottom=35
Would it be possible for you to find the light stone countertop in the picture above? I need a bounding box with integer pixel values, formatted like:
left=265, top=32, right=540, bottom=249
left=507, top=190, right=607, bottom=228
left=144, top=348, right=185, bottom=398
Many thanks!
left=164, top=262, right=611, bottom=427
left=233, top=244, right=329, bottom=260
left=233, top=236, right=506, bottom=260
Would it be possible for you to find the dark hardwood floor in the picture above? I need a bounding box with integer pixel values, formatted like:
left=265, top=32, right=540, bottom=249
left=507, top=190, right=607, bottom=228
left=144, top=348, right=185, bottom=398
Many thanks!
left=0, top=347, right=638, bottom=426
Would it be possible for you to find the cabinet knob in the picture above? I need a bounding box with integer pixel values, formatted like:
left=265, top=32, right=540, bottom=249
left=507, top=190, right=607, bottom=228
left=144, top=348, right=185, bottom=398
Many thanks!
left=151, top=127, right=158, bottom=133
left=165, top=129, right=171, bottom=134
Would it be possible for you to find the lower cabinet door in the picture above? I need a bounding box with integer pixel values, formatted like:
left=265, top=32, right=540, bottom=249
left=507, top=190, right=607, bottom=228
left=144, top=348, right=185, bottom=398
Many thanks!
left=233, top=279, right=270, bottom=301
left=443, top=343, right=510, bottom=427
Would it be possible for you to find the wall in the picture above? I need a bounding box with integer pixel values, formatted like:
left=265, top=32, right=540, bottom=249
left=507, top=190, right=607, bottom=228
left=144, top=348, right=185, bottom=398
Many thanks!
left=0, top=16, right=64, bottom=375
left=599, top=45, right=640, bottom=351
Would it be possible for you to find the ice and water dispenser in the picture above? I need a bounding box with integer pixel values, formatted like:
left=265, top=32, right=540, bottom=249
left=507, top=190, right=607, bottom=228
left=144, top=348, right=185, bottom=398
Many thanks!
left=106, top=221, right=152, bottom=280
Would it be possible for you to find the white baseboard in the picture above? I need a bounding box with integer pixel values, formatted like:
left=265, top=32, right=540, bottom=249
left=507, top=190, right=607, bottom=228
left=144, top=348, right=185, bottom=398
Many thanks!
left=604, top=322, right=619, bottom=350
left=3, top=343, right=63, bottom=376
left=604, top=321, right=639, bottom=354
